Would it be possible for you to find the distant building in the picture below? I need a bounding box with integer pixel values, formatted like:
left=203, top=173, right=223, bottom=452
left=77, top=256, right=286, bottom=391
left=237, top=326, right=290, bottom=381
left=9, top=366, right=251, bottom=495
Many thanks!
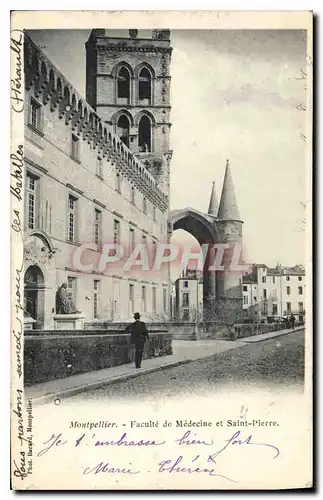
left=174, top=268, right=203, bottom=321
left=242, top=264, right=305, bottom=323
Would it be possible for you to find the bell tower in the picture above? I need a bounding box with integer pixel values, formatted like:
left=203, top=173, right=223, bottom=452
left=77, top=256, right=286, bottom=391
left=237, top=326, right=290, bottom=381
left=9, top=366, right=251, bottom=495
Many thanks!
left=85, top=29, right=173, bottom=196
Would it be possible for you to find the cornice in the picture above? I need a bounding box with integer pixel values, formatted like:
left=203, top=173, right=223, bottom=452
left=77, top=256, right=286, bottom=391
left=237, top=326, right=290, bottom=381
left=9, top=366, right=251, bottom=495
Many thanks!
left=95, top=46, right=172, bottom=54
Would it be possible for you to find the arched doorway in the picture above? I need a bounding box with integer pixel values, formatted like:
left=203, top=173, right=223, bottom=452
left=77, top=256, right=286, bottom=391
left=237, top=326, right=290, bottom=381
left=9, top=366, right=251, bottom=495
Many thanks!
left=117, top=114, right=130, bottom=147
left=24, top=265, right=45, bottom=329
left=170, top=208, right=218, bottom=320
left=138, top=115, right=151, bottom=152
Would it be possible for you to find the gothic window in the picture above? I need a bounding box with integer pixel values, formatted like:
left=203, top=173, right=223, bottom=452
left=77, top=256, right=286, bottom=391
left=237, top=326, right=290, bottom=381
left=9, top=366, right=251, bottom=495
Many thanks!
left=117, top=66, right=130, bottom=102
left=139, top=68, right=151, bottom=103
left=116, top=114, right=130, bottom=147
left=138, top=115, right=151, bottom=152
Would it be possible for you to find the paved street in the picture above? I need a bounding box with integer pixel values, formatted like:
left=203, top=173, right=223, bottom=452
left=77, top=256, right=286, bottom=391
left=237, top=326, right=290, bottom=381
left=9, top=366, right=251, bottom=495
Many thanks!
left=67, top=329, right=304, bottom=403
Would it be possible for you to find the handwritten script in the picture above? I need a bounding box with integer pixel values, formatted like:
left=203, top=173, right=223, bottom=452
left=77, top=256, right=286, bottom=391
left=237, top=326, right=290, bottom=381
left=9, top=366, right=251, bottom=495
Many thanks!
left=37, top=429, right=280, bottom=482
left=10, top=29, right=24, bottom=113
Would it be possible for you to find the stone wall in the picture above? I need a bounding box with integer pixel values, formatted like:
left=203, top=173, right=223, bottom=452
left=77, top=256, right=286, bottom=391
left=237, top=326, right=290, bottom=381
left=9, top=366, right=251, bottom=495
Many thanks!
left=84, top=321, right=168, bottom=332
left=233, top=322, right=284, bottom=340
left=24, top=330, right=172, bottom=386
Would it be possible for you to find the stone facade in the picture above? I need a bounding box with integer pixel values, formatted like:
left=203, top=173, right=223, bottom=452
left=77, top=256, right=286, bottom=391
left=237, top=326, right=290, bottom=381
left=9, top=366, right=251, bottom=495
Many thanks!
left=23, top=31, right=172, bottom=329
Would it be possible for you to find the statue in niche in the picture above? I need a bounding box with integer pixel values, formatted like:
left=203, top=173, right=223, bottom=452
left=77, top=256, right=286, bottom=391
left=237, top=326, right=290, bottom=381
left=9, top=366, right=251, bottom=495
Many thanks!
left=55, top=282, right=80, bottom=314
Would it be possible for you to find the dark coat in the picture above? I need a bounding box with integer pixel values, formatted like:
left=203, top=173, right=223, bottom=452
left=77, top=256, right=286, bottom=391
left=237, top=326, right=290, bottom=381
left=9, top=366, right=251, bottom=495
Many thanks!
left=126, top=320, right=149, bottom=344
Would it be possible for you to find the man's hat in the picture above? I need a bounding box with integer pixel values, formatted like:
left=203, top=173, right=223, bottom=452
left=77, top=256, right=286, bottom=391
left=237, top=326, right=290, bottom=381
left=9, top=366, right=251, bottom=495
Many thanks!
left=134, top=312, right=140, bottom=320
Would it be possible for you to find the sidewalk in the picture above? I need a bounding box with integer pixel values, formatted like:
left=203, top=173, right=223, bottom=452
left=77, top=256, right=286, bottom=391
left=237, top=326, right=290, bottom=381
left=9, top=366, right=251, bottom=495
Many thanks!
left=25, top=326, right=303, bottom=405
left=236, top=325, right=304, bottom=343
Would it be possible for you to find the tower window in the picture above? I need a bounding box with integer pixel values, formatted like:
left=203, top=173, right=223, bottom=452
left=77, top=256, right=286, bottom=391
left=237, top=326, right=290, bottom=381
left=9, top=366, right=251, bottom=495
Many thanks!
left=117, top=66, right=130, bottom=101
left=139, top=68, right=151, bottom=103
left=138, top=115, right=151, bottom=152
left=117, top=115, right=130, bottom=148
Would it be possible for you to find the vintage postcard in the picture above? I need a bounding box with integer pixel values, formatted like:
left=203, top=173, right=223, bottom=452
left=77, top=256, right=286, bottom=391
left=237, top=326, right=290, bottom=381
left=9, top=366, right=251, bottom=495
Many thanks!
left=10, top=10, right=313, bottom=490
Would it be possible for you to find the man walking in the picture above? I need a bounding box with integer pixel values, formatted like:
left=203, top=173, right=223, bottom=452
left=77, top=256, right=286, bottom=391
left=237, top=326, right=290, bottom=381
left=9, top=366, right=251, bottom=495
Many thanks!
left=126, top=312, right=149, bottom=369
left=289, top=313, right=296, bottom=330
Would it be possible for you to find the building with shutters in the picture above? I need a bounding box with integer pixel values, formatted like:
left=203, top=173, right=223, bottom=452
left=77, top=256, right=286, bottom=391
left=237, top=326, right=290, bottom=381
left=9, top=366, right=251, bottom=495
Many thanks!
left=242, top=264, right=306, bottom=323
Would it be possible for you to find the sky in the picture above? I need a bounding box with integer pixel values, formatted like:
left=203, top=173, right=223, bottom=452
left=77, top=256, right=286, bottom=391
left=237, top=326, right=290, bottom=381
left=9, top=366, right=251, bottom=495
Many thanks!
left=27, top=28, right=309, bottom=269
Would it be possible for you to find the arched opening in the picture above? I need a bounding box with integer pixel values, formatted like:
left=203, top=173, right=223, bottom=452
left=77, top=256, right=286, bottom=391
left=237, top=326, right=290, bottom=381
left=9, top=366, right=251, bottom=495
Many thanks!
left=117, top=114, right=130, bottom=147
left=170, top=230, right=204, bottom=322
left=117, top=66, right=131, bottom=104
left=24, top=265, right=45, bottom=329
left=139, top=68, right=152, bottom=104
left=138, top=115, right=151, bottom=152
left=170, top=208, right=218, bottom=322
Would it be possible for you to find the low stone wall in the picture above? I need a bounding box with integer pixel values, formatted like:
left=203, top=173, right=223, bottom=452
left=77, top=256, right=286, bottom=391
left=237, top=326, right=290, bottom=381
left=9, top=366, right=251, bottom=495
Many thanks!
left=24, top=330, right=172, bottom=386
left=84, top=321, right=168, bottom=333
left=233, top=322, right=284, bottom=340
left=167, top=322, right=233, bottom=340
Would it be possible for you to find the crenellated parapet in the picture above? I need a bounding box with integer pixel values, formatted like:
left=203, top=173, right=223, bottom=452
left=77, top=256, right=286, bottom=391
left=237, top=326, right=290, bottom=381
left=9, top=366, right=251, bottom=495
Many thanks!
left=24, top=34, right=169, bottom=212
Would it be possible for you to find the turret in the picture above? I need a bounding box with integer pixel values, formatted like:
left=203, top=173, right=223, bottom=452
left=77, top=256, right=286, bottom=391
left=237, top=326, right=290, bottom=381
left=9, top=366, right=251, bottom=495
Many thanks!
left=216, top=160, right=243, bottom=321
left=207, top=181, right=218, bottom=215
left=217, top=160, right=241, bottom=221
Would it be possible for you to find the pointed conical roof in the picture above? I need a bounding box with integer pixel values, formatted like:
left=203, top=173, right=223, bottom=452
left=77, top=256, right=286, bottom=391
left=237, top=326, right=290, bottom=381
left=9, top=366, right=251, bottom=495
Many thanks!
left=218, top=159, right=241, bottom=221
left=208, top=181, right=218, bottom=215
